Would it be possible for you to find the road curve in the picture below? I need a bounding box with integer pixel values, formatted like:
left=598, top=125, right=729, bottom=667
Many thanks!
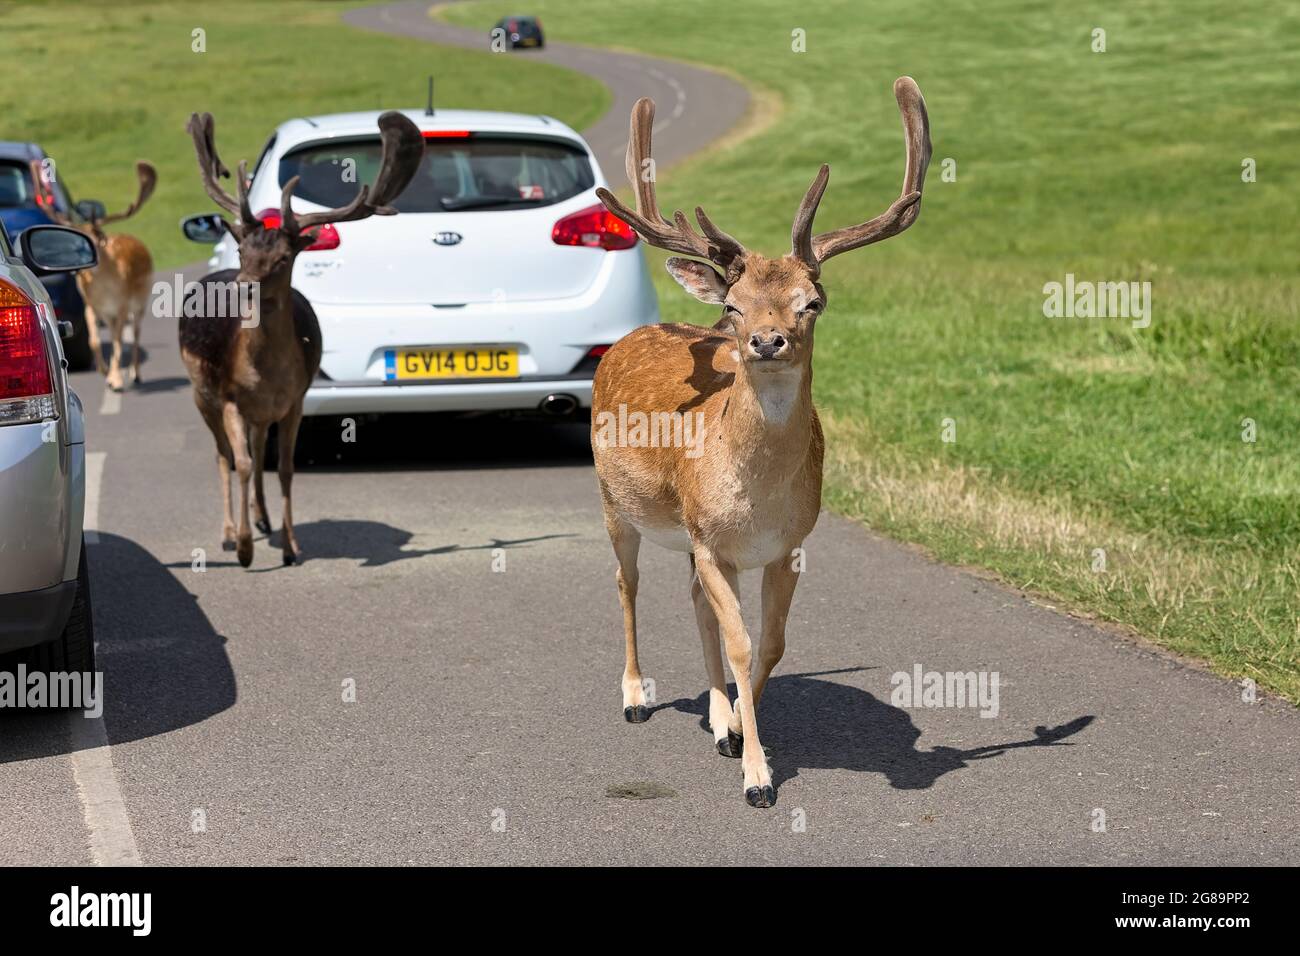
left=342, top=0, right=751, bottom=172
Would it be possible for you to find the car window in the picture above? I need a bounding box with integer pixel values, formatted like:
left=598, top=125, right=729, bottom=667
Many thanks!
left=279, top=135, right=593, bottom=213
left=0, top=161, right=34, bottom=208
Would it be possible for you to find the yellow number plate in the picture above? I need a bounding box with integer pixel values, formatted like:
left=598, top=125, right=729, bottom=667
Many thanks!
left=385, top=347, right=519, bottom=380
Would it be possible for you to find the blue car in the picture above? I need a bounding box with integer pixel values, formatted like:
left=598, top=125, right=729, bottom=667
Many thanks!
left=0, top=142, right=95, bottom=370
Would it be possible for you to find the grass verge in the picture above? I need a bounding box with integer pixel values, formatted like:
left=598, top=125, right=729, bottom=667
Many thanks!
left=441, top=0, right=1300, bottom=701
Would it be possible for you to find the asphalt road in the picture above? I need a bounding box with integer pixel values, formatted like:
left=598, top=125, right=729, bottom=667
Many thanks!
left=1, top=3, right=1297, bottom=867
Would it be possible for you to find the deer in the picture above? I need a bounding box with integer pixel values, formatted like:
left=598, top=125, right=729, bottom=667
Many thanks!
left=181, top=110, right=423, bottom=568
left=33, top=160, right=157, bottom=391
left=591, top=77, right=931, bottom=808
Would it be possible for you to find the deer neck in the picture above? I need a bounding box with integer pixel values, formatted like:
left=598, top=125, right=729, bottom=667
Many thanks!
left=721, top=357, right=815, bottom=472
left=241, top=269, right=297, bottom=350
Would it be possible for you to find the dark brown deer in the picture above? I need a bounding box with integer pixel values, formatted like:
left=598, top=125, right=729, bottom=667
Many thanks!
left=181, top=111, right=423, bottom=567
left=34, top=160, right=157, bottom=390
left=591, top=77, right=931, bottom=807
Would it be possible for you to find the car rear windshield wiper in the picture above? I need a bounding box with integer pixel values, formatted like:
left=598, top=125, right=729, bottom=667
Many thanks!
left=439, top=196, right=546, bottom=212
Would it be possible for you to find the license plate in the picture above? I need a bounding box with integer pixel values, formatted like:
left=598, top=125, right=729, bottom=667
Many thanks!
left=385, top=347, right=519, bottom=381
left=521, top=38, right=538, bottom=46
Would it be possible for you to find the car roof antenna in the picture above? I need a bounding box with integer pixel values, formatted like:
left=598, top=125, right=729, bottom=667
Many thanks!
left=425, top=76, right=435, bottom=117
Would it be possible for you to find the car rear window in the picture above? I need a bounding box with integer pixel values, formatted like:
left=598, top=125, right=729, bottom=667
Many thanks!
left=279, top=135, right=593, bottom=213
left=0, top=161, right=35, bottom=208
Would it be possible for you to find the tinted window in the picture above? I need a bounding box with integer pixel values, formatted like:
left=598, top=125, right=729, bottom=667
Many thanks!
left=279, top=136, right=593, bottom=213
left=0, top=161, right=34, bottom=208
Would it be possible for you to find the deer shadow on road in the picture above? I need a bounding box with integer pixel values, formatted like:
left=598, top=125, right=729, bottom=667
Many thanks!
left=163, top=519, right=574, bottom=570
left=659, top=667, right=1094, bottom=791
left=0, top=532, right=236, bottom=762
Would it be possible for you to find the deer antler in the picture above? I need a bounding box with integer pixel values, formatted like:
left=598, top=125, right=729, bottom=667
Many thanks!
left=595, top=97, right=745, bottom=267
left=186, top=112, right=252, bottom=232
left=282, top=111, right=425, bottom=236
left=792, top=76, right=932, bottom=268
left=95, top=161, right=158, bottom=227
left=28, top=160, right=73, bottom=226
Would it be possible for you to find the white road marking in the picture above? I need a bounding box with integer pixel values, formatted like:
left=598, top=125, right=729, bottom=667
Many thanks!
left=99, top=388, right=121, bottom=416
left=68, top=712, right=142, bottom=866
left=84, top=451, right=105, bottom=544
left=610, top=66, right=690, bottom=159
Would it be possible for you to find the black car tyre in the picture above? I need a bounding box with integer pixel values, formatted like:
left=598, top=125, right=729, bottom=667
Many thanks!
left=3, top=538, right=97, bottom=680
left=62, top=309, right=96, bottom=372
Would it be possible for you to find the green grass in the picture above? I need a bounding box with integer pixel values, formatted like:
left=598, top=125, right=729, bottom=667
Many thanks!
left=440, top=0, right=1300, bottom=701
left=0, top=0, right=609, bottom=266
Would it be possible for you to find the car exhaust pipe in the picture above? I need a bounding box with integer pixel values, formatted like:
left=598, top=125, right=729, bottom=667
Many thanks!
left=539, top=393, right=579, bottom=417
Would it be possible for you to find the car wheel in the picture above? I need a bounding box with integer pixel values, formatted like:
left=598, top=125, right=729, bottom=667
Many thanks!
left=62, top=309, right=96, bottom=372
left=1, top=537, right=96, bottom=681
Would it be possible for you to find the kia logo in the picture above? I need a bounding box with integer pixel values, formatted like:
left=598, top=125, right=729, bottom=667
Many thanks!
left=433, top=232, right=463, bottom=246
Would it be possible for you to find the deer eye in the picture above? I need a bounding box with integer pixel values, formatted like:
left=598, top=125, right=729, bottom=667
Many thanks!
left=801, top=300, right=823, bottom=315
left=723, top=303, right=741, bottom=316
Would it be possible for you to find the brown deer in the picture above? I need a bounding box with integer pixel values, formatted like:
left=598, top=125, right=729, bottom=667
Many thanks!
left=181, top=111, right=423, bottom=567
left=592, top=77, right=931, bottom=807
left=34, top=160, right=156, bottom=390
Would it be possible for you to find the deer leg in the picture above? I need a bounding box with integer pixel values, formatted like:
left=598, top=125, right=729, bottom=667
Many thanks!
left=106, top=313, right=126, bottom=392
left=690, top=554, right=739, bottom=757
left=197, top=404, right=236, bottom=548
left=221, top=401, right=254, bottom=568
left=600, top=495, right=646, bottom=722
left=752, top=553, right=800, bottom=712
left=693, top=547, right=773, bottom=808
left=249, top=423, right=272, bottom=535
left=129, top=305, right=144, bottom=386
left=84, top=303, right=106, bottom=375
left=277, top=404, right=304, bottom=565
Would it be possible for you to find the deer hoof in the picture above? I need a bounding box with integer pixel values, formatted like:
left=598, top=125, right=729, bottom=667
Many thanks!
left=236, top=538, right=253, bottom=568
left=623, top=705, right=649, bottom=723
left=282, top=550, right=298, bottom=566
left=744, top=785, right=776, bottom=809
left=717, top=730, right=743, bottom=758
left=221, top=540, right=236, bottom=552
left=255, top=516, right=272, bottom=535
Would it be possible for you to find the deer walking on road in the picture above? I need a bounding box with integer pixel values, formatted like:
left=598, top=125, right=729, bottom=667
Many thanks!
left=592, top=77, right=932, bottom=807
left=180, top=111, right=423, bottom=567
left=35, top=160, right=156, bottom=391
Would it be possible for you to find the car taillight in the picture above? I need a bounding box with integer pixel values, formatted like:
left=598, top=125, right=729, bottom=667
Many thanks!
left=552, top=204, right=637, bottom=250
left=0, top=278, right=56, bottom=425
left=256, top=208, right=340, bottom=251
left=571, top=344, right=612, bottom=375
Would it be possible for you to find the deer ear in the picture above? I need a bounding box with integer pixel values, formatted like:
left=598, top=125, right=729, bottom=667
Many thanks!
left=664, top=257, right=727, bottom=304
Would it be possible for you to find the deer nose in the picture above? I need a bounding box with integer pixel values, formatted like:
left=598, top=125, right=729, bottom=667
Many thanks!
left=748, top=330, right=788, bottom=360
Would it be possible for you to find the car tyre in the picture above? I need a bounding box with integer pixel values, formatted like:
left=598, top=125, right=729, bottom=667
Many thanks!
left=62, top=310, right=96, bottom=372
left=0, top=537, right=96, bottom=681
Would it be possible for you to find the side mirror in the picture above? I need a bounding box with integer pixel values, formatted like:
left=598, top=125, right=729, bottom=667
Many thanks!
left=74, top=199, right=107, bottom=222
left=19, top=225, right=98, bottom=275
left=181, top=213, right=228, bottom=244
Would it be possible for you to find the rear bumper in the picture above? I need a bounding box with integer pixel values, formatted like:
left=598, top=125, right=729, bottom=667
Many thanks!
left=304, top=374, right=593, bottom=415
left=0, top=579, right=75, bottom=654
left=0, top=420, right=82, bottom=594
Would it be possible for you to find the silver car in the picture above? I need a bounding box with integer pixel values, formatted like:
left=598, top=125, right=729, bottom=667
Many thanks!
left=0, top=219, right=98, bottom=673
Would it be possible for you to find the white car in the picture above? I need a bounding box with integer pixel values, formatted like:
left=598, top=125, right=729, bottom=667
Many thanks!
left=195, top=109, right=658, bottom=419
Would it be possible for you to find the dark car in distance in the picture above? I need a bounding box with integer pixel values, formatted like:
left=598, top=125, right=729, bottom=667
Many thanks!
left=493, top=15, right=545, bottom=49
left=0, top=142, right=96, bottom=370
